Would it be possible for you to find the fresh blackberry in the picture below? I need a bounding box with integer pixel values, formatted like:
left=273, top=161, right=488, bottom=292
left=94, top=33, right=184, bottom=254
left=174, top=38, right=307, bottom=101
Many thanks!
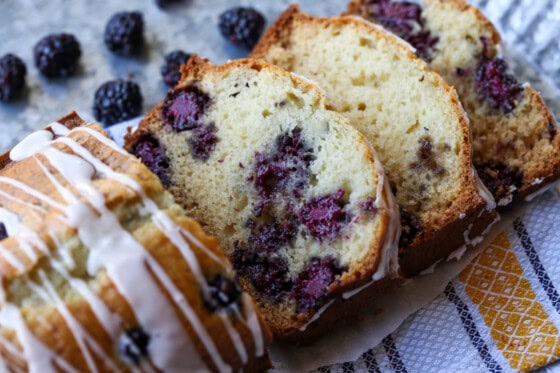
left=33, top=33, right=81, bottom=78
left=0, top=54, right=26, bottom=101
left=161, top=50, right=191, bottom=87
left=104, top=11, right=144, bottom=56
left=155, top=0, right=183, bottom=8
left=93, top=80, right=143, bottom=126
left=218, top=7, right=266, bottom=50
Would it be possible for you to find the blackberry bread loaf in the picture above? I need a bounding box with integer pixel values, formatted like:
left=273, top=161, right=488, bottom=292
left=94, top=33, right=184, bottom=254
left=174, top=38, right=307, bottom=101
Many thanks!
left=0, top=112, right=271, bottom=372
left=251, top=5, right=498, bottom=277
left=346, top=0, right=560, bottom=206
left=125, top=56, right=401, bottom=340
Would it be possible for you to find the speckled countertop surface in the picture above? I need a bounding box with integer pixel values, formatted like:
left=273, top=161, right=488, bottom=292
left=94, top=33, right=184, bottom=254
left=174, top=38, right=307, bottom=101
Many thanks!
left=0, top=0, right=348, bottom=153
left=1, top=0, right=559, bottom=154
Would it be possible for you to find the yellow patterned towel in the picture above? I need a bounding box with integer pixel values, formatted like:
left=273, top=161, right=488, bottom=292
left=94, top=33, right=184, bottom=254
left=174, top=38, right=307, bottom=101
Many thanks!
left=316, top=191, right=560, bottom=373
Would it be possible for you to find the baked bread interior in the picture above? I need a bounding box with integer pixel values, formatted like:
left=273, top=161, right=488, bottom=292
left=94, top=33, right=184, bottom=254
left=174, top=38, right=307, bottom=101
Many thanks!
left=251, top=5, right=498, bottom=276
left=346, top=0, right=560, bottom=206
left=125, top=56, right=401, bottom=340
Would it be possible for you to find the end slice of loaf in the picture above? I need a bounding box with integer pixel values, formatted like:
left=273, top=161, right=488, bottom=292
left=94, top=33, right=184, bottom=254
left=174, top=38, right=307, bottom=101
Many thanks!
left=0, top=113, right=272, bottom=372
left=251, top=5, right=499, bottom=276
left=346, top=0, right=560, bottom=206
left=125, top=56, right=401, bottom=340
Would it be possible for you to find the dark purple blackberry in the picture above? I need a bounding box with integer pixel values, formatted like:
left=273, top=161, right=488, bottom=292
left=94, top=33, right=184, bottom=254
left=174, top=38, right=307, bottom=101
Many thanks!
left=93, top=80, right=143, bottom=125
left=360, top=197, right=379, bottom=216
left=247, top=215, right=298, bottom=253
left=232, top=247, right=292, bottom=300
left=475, top=160, right=523, bottom=201
left=161, top=87, right=210, bottom=132
left=411, top=136, right=446, bottom=176
left=33, top=33, right=81, bottom=78
left=188, top=124, right=218, bottom=160
left=475, top=57, right=522, bottom=113
left=293, top=257, right=345, bottom=312
left=399, top=207, right=422, bottom=247
left=104, top=11, right=144, bottom=56
left=218, top=7, right=266, bottom=50
left=119, top=327, right=150, bottom=364
left=129, top=133, right=170, bottom=185
left=366, top=0, right=438, bottom=61
left=0, top=54, right=26, bottom=101
left=203, top=275, right=242, bottom=312
left=0, top=223, right=7, bottom=240
left=161, top=50, right=191, bottom=87
left=252, top=128, right=314, bottom=198
left=155, top=0, right=183, bottom=8
left=299, top=189, right=347, bottom=241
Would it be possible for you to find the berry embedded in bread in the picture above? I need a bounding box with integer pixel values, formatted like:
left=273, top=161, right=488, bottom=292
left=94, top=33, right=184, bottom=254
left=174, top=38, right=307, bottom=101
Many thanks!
left=251, top=5, right=498, bottom=277
left=346, top=0, right=560, bottom=206
left=0, top=112, right=271, bottom=372
left=125, top=56, right=401, bottom=340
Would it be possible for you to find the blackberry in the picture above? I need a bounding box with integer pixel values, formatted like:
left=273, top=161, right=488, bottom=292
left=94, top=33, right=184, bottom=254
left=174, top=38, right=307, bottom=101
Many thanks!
left=129, top=133, right=170, bottom=185
left=161, top=50, right=191, bottom=87
left=104, top=11, right=144, bottom=56
left=475, top=57, right=522, bottom=113
left=293, top=257, right=345, bottom=312
left=218, top=7, right=266, bottom=50
left=0, top=222, right=7, bottom=240
left=188, top=124, right=218, bottom=160
left=0, top=54, right=26, bottom=101
left=93, top=80, right=143, bottom=126
left=299, top=189, right=347, bottom=241
left=161, top=86, right=210, bottom=132
left=33, top=33, right=81, bottom=78
left=203, top=275, right=242, bottom=312
left=155, top=0, right=183, bottom=8
left=119, top=327, right=150, bottom=364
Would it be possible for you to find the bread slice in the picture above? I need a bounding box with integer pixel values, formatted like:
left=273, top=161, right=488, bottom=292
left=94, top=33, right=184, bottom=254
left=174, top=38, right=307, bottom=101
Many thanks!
left=0, top=112, right=271, bottom=372
left=346, top=0, right=560, bottom=206
left=251, top=5, right=498, bottom=276
left=124, top=56, right=400, bottom=340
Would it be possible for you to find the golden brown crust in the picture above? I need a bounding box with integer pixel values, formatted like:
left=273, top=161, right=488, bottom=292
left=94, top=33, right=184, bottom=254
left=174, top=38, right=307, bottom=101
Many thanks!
left=346, top=0, right=560, bottom=205
left=126, top=56, right=401, bottom=340
left=0, top=114, right=272, bottom=372
left=251, top=4, right=496, bottom=277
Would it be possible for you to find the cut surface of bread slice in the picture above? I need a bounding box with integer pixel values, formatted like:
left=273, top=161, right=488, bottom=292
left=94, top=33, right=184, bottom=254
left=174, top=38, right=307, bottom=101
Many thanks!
left=125, top=56, right=400, bottom=340
left=0, top=113, right=271, bottom=372
left=346, top=0, right=560, bottom=206
left=251, top=5, right=498, bottom=276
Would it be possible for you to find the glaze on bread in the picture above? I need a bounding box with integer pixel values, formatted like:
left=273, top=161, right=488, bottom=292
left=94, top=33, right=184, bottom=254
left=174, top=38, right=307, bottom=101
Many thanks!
left=0, top=113, right=271, bottom=372
left=125, top=57, right=401, bottom=340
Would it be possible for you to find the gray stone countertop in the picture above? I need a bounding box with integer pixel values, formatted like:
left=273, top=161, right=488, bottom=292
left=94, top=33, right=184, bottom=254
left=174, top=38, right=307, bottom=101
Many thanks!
left=1, top=0, right=559, bottom=153
left=0, top=0, right=348, bottom=153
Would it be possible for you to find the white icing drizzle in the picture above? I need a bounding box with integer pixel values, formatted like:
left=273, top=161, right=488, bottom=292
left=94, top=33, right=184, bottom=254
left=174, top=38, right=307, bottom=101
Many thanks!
left=525, top=179, right=560, bottom=202
left=0, top=243, right=25, bottom=272
left=38, top=147, right=209, bottom=371
left=472, top=167, right=496, bottom=210
left=237, top=293, right=264, bottom=357
left=219, top=312, right=248, bottom=364
left=419, top=259, right=443, bottom=275
left=28, top=273, right=109, bottom=373
left=0, top=334, right=24, bottom=360
left=53, top=132, right=250, bottom=370
left=0, top=124, right=266, bottom=371
left=0, top=176, right=66, bottom=212
left=446, top=245, right=467, bottom=262
left=299, top=299, right=335, bottom=332
left=9, top=130, right=55, bottom=162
